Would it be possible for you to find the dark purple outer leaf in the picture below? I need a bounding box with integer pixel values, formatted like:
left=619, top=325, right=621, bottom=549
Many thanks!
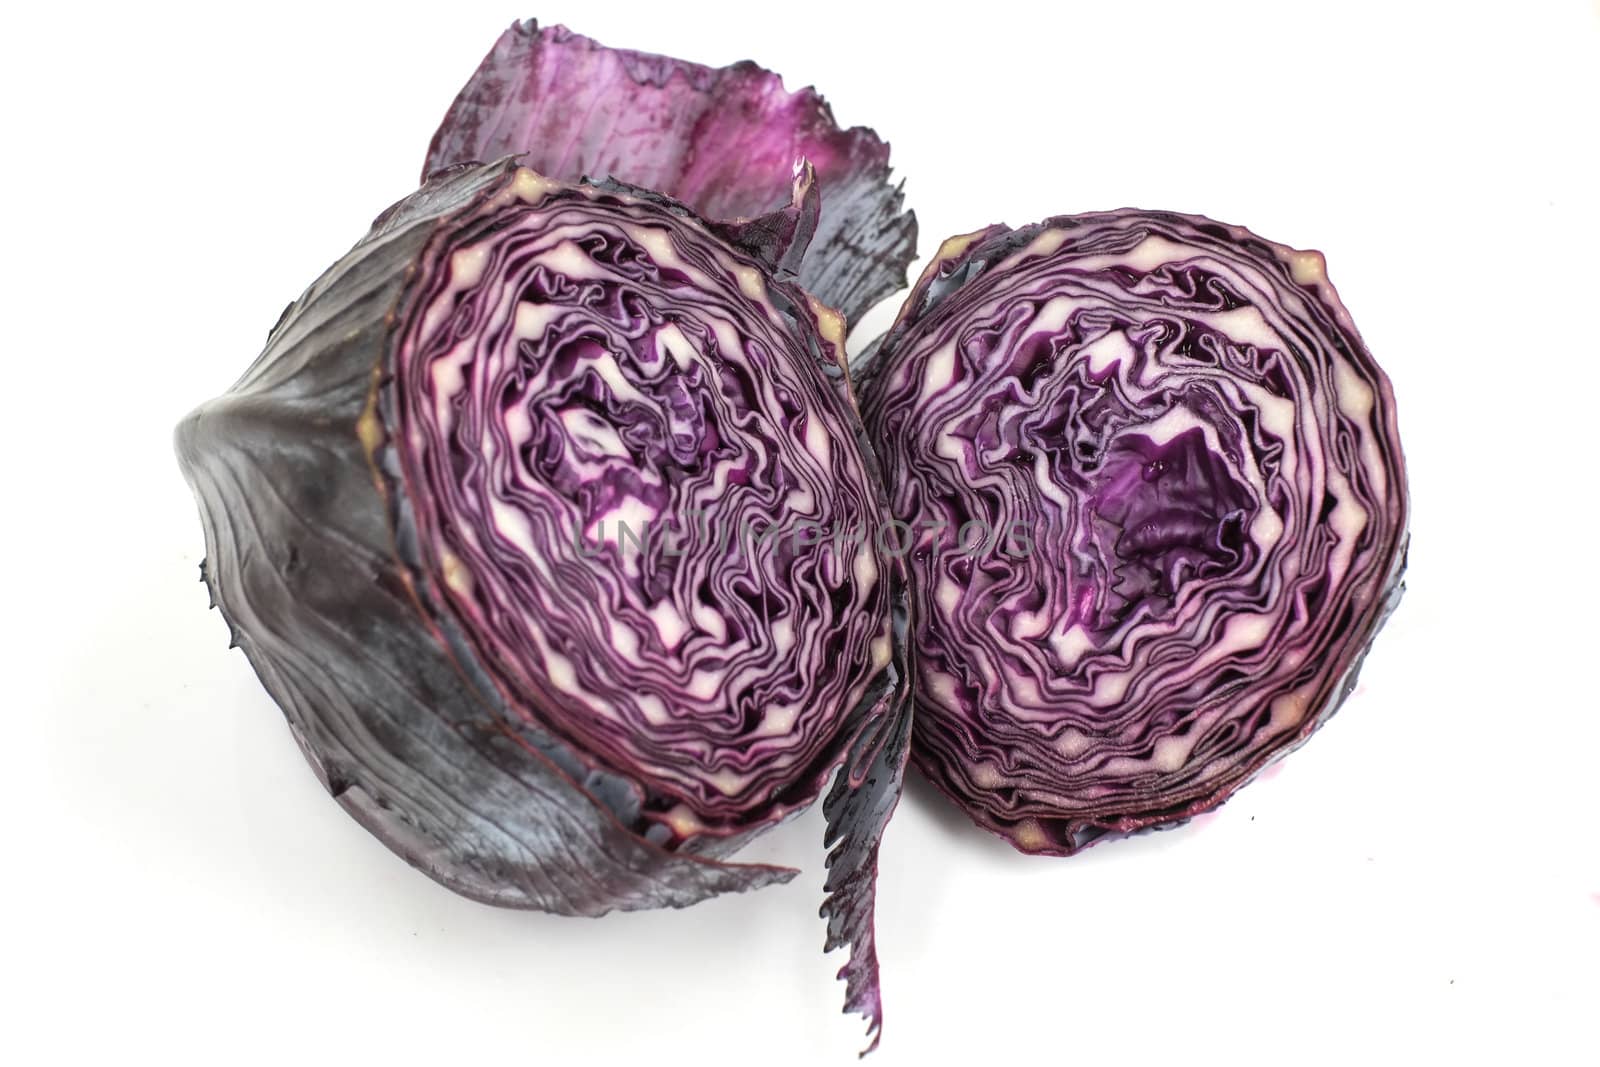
left=821, top=608, right=913, bottom=1056
left=176, top=159, right=909, bottom=1045
left=858, top=212, right=1408, bottom=854
left=423, top=20, right=917, bottom=325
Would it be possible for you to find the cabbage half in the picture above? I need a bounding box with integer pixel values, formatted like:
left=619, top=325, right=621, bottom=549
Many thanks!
left=177, top=158, right=909, bottom=1047
left=858, top=211, right=1407, bottom=854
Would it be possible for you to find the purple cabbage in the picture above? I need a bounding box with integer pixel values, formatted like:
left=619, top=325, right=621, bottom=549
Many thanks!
left=174, top=16, right=1415, bottom=1053
left=176, top=159, right=909, bottom=1048
left=424, top=20, right=916, bottom=326
left=858, top=211, right=1408, bottom=854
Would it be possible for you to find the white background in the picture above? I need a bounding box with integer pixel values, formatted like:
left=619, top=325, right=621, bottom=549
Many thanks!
left=4, top=1, right=1597, bottom=1063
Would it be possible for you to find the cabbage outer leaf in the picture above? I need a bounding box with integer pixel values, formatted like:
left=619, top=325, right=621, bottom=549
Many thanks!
left=424, top=20, right=917, bottom=325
